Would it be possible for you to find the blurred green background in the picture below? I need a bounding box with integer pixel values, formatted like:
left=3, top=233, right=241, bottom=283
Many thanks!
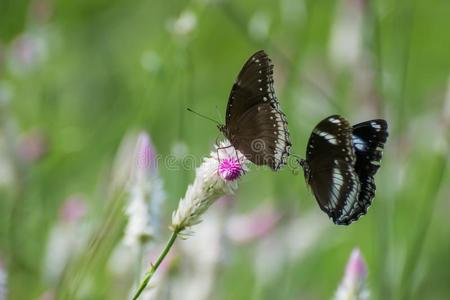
left=0, top=0, right=449, bottom=299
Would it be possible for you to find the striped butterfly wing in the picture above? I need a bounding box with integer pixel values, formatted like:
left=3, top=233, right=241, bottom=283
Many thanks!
left=304, top=115, right=361, bottom=224
left=337, top=119, right=389, bottom=224
left=224, top=50, right=290, bottom=170
left=352, top=119, right=388, bottom=176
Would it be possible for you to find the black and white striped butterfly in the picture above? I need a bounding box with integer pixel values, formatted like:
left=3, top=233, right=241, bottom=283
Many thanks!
left=218, top=50, right=291, bottom=171
left=298, top=115, right=388, bottom=225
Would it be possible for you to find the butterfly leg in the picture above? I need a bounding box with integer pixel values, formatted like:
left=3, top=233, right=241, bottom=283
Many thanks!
left=215, top=144, right=234, bottom=175
left=233, top=147, right=247, bottom=174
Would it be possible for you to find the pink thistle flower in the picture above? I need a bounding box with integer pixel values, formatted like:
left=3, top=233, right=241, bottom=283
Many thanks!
left=171, top=140, right=249, bottom=234
left=218, top=157, right=243, bottom=181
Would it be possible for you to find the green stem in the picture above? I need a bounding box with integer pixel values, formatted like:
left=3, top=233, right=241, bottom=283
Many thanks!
left=135, top=244, right=144, bottom=286
left=131, top=230, right=179, bottom=300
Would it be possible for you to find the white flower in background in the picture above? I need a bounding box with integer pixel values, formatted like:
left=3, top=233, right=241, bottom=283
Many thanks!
left=111, top=131, right=139, bottom=194
left=0, top=81, right=17, bottom=188
left=124, top=131, right=165, bottom=248
left=329, top=0, right=365, bottom=69
left=171, top=200, right=231, bottom=300
left=0, top=81, right=14, bottom=105
left=168, top=10, right=197, bottom=36
left=170, top=141, right=188, bottom=160
left=436, top=75, right=450, bottom=152
left=0, top=134, right=15, bottom=188
left=131, top=142, right=247, bottom=300
left=109, top=131, right=165, bottom=288
left=248, top=11, right=271, bottom=41
left=443, top=76, right=450, bottom=125
left=140, top=51, right=161, bottom=74
left=281, top=0, right=306, bottom=25
left=43, top=196, right=88, bottom=284
left=334, top=248, right=370, bottom=300
left=0, top=259, right=7, bottom=300
left=0, top=42, right=4, bottom=64
left=171, top=140, right=248, bottom=234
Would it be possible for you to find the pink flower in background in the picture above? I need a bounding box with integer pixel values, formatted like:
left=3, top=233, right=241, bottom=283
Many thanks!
left=135, top=132, right=157, bottom=174
left=226, top=205, right=281, bottom=244
left=216, top=195, right=235, bottom=209
left=345, top=248, right=368, bottom=283
left=59, top=195, right=87, bottom=223
left=329, top=0, right=365, bottom=69
left=19, top=130, right=48, bottom=162
left=253, top=211, right=327, bottom=285
left=13, top=37, right=37, bottom=66
left=44, top=196, right=89, bottom=283
left=9, top=33, right=47, bottom=75
left=334, top=248, right=369, bottom=300
left=30, top=0, right=53, bottom=24
left=36, top=291, right=54, bottom=300
left=0, top=259, right=6, bottom=300
left=218, top=157, right=243, bottom=181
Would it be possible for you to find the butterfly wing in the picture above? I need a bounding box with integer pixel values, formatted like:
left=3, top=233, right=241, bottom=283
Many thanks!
left=225, top=50, right=291, bottom=170
left=225, top=50, right=276, bottom=127
left=352, top=119, right=388, bottom=176
left=230, top=102, right=290, bottom=170
left=304, top=115, right=362, bottom=224
left=336, top=119, right=389, bottom=224
left=303, top=116, right=388, bottom=225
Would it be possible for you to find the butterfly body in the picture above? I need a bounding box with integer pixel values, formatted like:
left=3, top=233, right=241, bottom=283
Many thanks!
left=300, top=115, right=388, bottom=225
left=221, top=50, right=291, bottom=171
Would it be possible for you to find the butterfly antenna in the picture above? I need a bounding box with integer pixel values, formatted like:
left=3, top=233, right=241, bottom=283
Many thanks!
left=215, top=105, right=224, bottom=123
left=187, top=108, right=221, bottom=125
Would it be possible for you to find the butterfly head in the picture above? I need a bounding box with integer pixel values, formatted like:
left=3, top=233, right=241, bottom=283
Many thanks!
left=218, top=124, right=229, bottom=136
left=297, top=159, right=311, bottom=182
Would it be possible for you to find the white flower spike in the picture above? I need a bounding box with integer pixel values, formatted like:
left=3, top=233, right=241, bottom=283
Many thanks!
left=124, top=131, right=165, bottom=248
left=171, top=140, right=248, bottom=234
left=0, top=259, right=6, bottom=300
left=132, top=140, right=248, bottom=300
